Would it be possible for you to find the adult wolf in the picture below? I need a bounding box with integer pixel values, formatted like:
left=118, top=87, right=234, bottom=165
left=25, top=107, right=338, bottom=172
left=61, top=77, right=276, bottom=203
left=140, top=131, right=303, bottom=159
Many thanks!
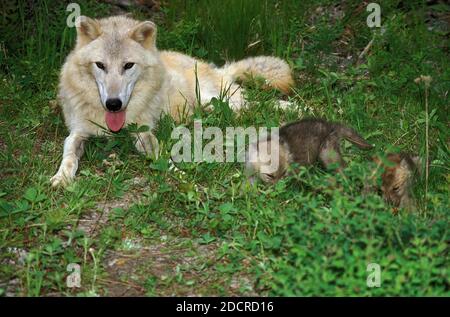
left=51, top=15, right=294, bottom=187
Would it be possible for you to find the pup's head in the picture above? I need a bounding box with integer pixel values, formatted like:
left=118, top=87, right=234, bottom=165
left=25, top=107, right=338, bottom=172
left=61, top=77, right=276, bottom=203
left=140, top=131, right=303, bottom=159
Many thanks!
left=74, top=16, right=162, bottom=132
left=373, top=153, right=421, bottom=209
left=245, top=138, right=289, bottom=184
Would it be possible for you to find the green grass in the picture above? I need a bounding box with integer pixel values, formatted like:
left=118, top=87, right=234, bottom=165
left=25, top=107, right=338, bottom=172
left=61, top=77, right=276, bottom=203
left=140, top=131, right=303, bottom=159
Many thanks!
left=0, top=0, right=449, bottom=296
left=163, top=0, right=312, bottom=63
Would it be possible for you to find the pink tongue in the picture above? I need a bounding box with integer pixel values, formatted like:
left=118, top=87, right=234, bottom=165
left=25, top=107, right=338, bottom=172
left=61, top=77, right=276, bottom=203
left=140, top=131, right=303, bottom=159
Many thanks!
left=105, top=111, right=126, bottom=132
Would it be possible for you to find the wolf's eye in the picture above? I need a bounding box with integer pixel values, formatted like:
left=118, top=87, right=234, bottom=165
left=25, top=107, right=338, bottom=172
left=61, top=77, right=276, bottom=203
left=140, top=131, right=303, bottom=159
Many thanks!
left=124, top=62, right=135, bottom=70
left=393, top=186, right=400, bottom=192
left=95, top=62, right=105, bottom=70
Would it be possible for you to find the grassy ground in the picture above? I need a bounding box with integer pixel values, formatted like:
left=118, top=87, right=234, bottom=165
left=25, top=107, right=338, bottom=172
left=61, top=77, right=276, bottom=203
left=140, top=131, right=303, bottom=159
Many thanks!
left=0, top=0, right=449, bottom=296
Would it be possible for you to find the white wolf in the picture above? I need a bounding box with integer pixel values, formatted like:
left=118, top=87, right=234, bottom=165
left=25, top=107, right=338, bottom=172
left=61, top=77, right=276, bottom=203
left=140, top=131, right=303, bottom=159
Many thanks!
left=51, top=15, right=294, bottom=187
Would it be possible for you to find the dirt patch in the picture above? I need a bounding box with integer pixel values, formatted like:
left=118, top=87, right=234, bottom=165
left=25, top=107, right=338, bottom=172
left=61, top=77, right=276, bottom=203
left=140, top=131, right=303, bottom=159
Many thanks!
left=0, top=247, right=29, bottom=296
left=77, top=191, right=137, bottom=237
left=72, top=174, right=259, bottom=297
left=101, top=239, right=259, bottom=296
left=76, top=168, right=148, bottom=236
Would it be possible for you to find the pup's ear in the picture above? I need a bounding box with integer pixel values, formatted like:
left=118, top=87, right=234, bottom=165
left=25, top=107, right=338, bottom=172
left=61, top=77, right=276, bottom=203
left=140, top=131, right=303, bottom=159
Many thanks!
left=130, top=21, right=157, bottom=50
left=400, top=155, right=423, bottom=174
left=410, top=155, right=423, bottom=175
left=76, top=16, right=102, bottom=47
left=400, top=157, right=410, bottom=169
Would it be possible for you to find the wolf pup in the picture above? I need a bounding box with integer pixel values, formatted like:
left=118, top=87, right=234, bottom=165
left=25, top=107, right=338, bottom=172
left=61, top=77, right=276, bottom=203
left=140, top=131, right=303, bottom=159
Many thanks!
left=245, top=118, right=373, bottom=183
left=373, top=153, right=422, bottom=210
left=51, top=15, right=294, bottom=187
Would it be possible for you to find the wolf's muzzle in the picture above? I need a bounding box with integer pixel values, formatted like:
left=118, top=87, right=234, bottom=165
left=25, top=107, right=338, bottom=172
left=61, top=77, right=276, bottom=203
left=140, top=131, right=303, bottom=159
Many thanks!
left=105, top=98, right=122, bottom=112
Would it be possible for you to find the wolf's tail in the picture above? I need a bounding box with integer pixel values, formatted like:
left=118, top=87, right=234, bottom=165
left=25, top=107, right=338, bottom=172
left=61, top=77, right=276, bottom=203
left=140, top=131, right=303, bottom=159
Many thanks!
left=338, top=126, right=373, bottom=150
left=220, top=56, right=294, bottom=94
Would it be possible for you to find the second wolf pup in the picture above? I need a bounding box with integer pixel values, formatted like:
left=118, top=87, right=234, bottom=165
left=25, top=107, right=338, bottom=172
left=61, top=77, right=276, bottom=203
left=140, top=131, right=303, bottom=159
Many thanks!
left=245, top=118, right=373, bottom=183
left=372, top=153, right=422, bottom=210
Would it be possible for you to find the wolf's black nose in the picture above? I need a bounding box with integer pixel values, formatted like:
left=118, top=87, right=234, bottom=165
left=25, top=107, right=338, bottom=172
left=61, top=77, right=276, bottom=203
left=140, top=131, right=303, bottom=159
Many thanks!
left=105, top=98, right=122, bottom=112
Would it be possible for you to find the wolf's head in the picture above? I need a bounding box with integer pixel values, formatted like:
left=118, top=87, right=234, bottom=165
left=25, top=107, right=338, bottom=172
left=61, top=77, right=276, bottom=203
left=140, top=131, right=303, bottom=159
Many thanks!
left=374, top=153, right=422, bottom=210
left=245, top=135, right=288, bottom=184
left=73, top=16, right=162, bottom=132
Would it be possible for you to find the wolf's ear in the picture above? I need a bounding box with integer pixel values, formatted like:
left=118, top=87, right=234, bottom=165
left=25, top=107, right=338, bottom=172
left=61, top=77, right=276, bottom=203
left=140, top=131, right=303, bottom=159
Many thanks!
left=130, top=21, right=157, bottom=50
left=76, top=16, right=101, bottom=47
left=400, top=158, right=409, bottom=169
left=410, top=155, right=423, bottom=174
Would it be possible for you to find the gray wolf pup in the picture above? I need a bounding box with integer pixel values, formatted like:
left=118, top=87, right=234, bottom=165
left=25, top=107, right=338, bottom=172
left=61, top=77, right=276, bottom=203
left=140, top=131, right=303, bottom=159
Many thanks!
left=245, top=118, right=373, bottom=183
left=372, top=153, right=422, bottom=211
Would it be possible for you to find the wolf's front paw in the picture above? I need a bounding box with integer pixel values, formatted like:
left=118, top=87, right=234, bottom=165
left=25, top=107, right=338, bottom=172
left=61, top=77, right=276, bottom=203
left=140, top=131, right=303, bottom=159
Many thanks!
left=135, top=133, right=159, bottom=159
left=50, top=173, right=73, bottom=187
